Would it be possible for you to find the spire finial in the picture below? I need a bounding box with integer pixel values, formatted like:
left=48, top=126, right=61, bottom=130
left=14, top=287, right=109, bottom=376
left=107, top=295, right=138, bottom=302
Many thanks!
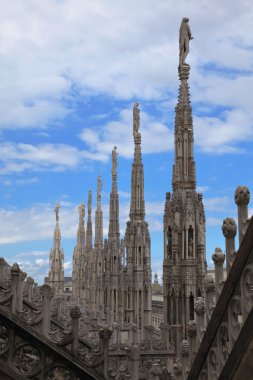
left=112, top=146, right=117, bottom=177
left=133, top=102, right=140, bottom=137
left=55, top=203, right=60, bottom=222
left=97, top=176, right=102, bottom=197
left=179, top=17, right=193, bottom=66
left=88, top=191, right=92, bottom=212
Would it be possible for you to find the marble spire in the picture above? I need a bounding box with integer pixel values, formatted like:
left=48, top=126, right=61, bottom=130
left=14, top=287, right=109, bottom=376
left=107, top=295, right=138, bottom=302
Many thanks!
left=109, top=147, right=120, bottom=240
left=130, top=102, right=145, bottom=221
left=48, top=203, right=64, bottom=296
left=172, top=63, right=196, bottom=191
left=163, top=19, right=206, bottom=355
left=95, top=176, right=103, bottom=247
left=72, top=203, right=85, bottom=299
left=86, top=191, right=93, bottom=250
left=124, top=103, right=152, bottom=330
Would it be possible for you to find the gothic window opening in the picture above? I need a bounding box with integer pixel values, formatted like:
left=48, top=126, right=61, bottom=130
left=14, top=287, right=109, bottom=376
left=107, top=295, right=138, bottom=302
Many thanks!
left=188, top=226, right=193, bottom=257
left=189, top=294, right=194, bottom=320
left=138, top=246, right=141, bottom=265
left=167, top=226, right=172, bottom=258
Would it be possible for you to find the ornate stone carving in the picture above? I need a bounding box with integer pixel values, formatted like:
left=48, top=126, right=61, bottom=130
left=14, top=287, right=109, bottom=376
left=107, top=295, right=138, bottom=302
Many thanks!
left=212, top=248, right=225, bottom=267
left=112, top=146, right=118, bottom=176
left=13, top=344, right=41, bottom=375
left=241, top=264, right=253, bottom=315
left=208, top=348, right=218, bottom=378
left=173, top=358, right=182, bottom=376
left=194, top=297, right=205, bottom=316
left=228, top=295, right=242, bottom=343
left=187, top=320, right=197, bottom=338
left=0, top=324, right=9, bottom=355
left=204, top=274, right=215, bottom=292
left=181, top=339, right=189, bottom=357
left=46, top=367, right=76, bottom=380
left=217, top=322, right=229, bottom=364
left=40, top=284, right=54, bottom=297
left=222, top=218, right=237, bottom=239
left=55, top=202, right=61, bottom=222
left=234, top=186, right=250, bottom=206
left=133, top=102, right=140, bottom=136
left=11, top=263, right=20, bottom=273
left=70, top=305, right=82, bottom=319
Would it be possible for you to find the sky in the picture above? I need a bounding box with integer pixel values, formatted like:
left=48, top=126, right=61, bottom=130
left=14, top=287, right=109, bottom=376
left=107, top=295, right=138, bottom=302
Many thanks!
left=0, top=0, right=253, bottom=284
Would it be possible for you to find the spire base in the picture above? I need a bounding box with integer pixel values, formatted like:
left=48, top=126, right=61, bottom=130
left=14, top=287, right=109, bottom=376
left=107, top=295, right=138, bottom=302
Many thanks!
left=178, top=64, right=190, bottom=81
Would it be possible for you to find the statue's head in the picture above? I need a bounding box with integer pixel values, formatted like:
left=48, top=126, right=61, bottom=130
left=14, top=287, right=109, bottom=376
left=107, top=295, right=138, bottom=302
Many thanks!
left=182, top=17, right=189, bottom=23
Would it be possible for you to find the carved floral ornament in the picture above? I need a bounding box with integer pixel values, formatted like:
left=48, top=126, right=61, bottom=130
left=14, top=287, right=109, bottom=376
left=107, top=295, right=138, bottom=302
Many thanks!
left=208, top=348, right=218, bottom=377
left=222, top=218, right=237, bottom=239
left=187, top=320, right=197, bottom=338
left=241, top=264, right=253, bottom=314
left=0, top=324, right=9, bottom=355
left=194, top=297, right=205, bottom=316
left=228, top=295, right=242, bottom=343
left=234, top=185, right=250, bottom=206
left=217, top=322, right=229, bottom=364
left=212, top=248, right=225, bottom=267
left=46, top=367, right=77, bottom=380
left=13, top=344, right=41, bottom=375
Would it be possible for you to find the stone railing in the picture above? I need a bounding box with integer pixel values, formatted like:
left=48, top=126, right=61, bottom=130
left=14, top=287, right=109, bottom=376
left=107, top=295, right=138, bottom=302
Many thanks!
left=186, top=186, right=253, bottom=380
left=0, top=255, right=174, bottom=379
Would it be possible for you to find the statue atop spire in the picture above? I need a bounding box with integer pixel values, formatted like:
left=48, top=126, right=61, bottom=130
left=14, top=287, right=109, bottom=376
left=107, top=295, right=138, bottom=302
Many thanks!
left=179, top=17, right=193, bottom=66
left=88, top=191, right=92, bottom=212
left=112, top=146, right=117, bottom=177
left=133, top=102, right=140, bottom=137
left=55, top=203, right=60, bottom=222
left=97, top=176, right=102, bottom=200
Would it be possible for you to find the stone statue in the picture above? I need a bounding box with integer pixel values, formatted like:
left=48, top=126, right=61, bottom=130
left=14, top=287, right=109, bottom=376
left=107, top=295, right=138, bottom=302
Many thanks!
left=112, top=146, right=117, bottom=176
left=55, top=203, right=60, bottom=221
left=179, top=17, right=193, bottom=66
left=97, top=176, right=102, bottom=196
left=133, top=102, right=140, bottom=136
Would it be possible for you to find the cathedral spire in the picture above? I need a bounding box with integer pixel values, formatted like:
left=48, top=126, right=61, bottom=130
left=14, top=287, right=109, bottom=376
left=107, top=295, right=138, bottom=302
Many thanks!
left=163, top=19, right=206, bottom=353
left=48, top=202, right=64, bottom=296
left=95, top=176, right=103, bottom=247
left=173, top=17, right=195, bottom=191
left=78, top=202, right=85, bottom=249
left=86, top=191, right=93, bottom=250
left=130, top=103, right=145, bottom=221
left=72, top=202, right=85, bottom=299
left=108, top=147, right=120, bottom=239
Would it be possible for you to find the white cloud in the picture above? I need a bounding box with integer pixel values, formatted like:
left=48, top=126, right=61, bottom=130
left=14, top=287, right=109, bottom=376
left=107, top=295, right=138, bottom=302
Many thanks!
left=0, top=0, right=252, bottom=147
left=0, top=198, right=164, bottom=245
left=0, top=142, right=107, bottom=174
left=204, top=196, right=230, bottom=212
left=196, top=185, right=209, bottom=193
left=15, top=250, right=49, bottom=258
left=206, top=217, right=223, bottom=227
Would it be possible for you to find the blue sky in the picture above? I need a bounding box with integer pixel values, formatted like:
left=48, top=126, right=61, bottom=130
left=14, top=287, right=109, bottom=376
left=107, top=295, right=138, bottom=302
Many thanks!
left=0, top=0, right=253, bottom=283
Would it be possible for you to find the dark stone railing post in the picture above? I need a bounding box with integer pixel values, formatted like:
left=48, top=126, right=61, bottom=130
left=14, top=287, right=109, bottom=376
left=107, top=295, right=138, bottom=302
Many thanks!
left=11, top=263, right=20, bottom=313
left=40, top=284, right=53, bottom=338
left=26, top=277, right=34, bottom=302
left=70, top=305, right=82, bottom=356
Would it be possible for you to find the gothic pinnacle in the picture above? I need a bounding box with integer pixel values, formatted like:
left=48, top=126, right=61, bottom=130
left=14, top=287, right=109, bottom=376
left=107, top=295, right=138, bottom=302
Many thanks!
left=86, top=190, right=93, bottom=250
left=95, top=176, right=103, bottom=247
left=112, top=147, right=118, bottom=193
left=55, top=202, right=60, bottom=223
left=97, top=176, right=102, bottom=209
